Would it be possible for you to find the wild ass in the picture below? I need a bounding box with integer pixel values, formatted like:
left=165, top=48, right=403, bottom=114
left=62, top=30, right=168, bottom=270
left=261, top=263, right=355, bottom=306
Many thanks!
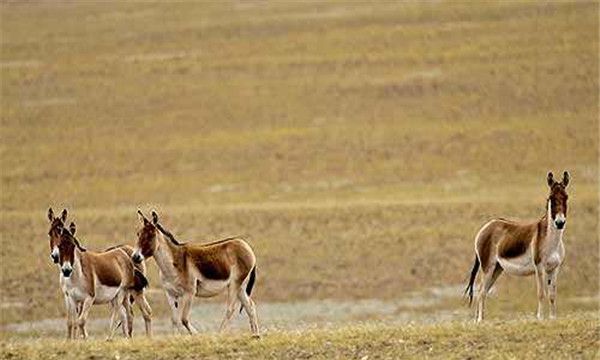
left=132, top=210, right=260, bottom=337
left=55, top=219, right=152, bottom=339
left=465, top=171, right=570, bottom=322
left=48, top=208, right=87, bottom=335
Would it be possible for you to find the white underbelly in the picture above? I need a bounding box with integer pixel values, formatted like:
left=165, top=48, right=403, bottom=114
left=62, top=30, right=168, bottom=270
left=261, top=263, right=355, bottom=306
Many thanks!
left=161, top=279, right=187, bottom=298
left=62, top=279, right=121, bottom=303
left=195, top=278, right=228, bottom=297
left=62, top=281, right=89, bottom=302
left=94, top=284, right=121, bottom=304
left=498, top=251, right=535, bottom=276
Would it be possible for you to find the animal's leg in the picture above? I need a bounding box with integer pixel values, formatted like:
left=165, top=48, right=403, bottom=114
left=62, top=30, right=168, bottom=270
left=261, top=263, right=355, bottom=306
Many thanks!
left=535, top=264, right=547, bottom=320
left=106, top=298, right=120, bottom=341
left=65, top=296, right=77, bottom=340
left=486, top=264, right=503, bottom=295
left=547, top=267, right=560, bottom=319
left=180, top=292, right=198, bottom=335
left=476, top=264, right=501, bottom=323
left=75, top=301, right=86, bottom=338
left=237, top=288, right=260, bottom=337
left=218, top=285, right=238, bottom=333
left=118, top=302, right=130, bottom=338
left=133, top=292, right=153, bottom=337
left=77, top=296, right=95, bottom=339
left=166, top=292, right=184, bottom=334
left=121, top=292, right=133, bottom=338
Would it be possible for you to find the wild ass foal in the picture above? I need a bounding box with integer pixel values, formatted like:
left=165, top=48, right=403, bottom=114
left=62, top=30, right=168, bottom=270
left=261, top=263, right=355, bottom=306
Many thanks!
left=53, top=217, right=152, bottom=339
left=132, top=210, right=260, bottom=337
left=465, top=171, right=570, bottom=322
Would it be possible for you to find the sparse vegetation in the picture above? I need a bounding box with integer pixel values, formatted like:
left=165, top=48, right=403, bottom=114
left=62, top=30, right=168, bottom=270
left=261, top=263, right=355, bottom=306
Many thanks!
left=1, top=312, right=598, bottom=359
left=0, top=1, right=598, bottom=358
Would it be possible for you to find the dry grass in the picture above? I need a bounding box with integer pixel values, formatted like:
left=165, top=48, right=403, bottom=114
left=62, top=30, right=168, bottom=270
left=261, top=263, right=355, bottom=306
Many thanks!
left=0, top=1, right=598, bottom=357
left=1, top=312, right=598, bottom=359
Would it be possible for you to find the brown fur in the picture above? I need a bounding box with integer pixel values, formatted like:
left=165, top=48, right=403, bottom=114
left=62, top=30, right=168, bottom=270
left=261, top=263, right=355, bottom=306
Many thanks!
left=60, top=232, right=142, bottom=294
left=134, top=211, right=259, bottom=336
left=466, top=171, right=570, bottom=322
left=496, top=220, right=537, bottom=257
left=475, top=176, right=568, bottom=272
left=476, top=219, right=538, bottom=272
left=187, top=242, right=238, bottom=281
left=137, top=220, right=253, bottom=284
left=48, top=216, right=66, bottom=251
left=49, top=209, right=152, bottom=339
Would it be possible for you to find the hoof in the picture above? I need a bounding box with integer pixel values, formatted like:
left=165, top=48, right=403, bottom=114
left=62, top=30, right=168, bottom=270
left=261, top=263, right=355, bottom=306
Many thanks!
left=251, top=333, right=261, bottom=339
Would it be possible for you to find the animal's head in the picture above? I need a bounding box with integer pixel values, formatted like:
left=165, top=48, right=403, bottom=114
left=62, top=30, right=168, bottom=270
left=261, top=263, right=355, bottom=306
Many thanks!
left=47, top=208, right=68, bottom=263
left=57, top=221, right=86, bottom=278
left=547, top=171, right=570, bottom=230
left=132, top=210, right=159, bottom=263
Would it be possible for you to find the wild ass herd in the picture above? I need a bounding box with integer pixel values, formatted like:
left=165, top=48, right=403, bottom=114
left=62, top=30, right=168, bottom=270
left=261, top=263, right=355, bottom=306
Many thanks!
left=48, top=209, right=259, bottom=339
left=47, top=171, right=570, bottom=339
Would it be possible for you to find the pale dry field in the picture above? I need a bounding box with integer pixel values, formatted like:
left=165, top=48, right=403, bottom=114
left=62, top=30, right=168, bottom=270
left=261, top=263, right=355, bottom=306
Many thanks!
left=0, top=1, right=598, bottom=358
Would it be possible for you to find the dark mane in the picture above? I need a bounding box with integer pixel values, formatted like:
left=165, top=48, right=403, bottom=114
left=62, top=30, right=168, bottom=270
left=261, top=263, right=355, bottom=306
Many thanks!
left=62, top=230, right=77, bottom=242
left=200, top=235, right=246, bottom=247
left=154, top=224, right=246, bottom=247
left=104, top=244, right=124, bottom=252
left=155, top=223, right=182, bottom=246
left=61, top=230, right=86, bottom=251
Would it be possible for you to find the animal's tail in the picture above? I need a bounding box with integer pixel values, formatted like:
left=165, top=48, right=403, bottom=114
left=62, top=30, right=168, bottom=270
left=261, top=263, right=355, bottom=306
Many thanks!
left=132, top=268, right=149, bottom=291
left=239, top=266, right=257, bottom=314
left=464, top=255, right=480, bottom=306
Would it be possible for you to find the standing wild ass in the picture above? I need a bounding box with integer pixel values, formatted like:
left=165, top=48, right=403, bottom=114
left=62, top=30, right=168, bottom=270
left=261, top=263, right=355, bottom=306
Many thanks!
left=47, top=208, right=85, bottom=335
left=48, top=208, right=153, bottom=338
left=465, top=171, right=570, bottom=322
left=54, top=218, right=152, bottom=339
left=132, top=210, right=260, bottom=337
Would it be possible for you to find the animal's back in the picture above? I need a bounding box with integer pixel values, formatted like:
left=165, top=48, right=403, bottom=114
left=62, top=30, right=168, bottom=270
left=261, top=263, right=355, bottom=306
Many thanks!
left=89, top=249, right=132, bottom=287
left=475, top=218, right=537, bottom=271
left=186, top=238, right=255, bottom=281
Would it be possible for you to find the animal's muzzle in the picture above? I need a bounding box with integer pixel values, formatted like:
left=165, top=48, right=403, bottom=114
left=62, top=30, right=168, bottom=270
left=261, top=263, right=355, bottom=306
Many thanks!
left=554, top=213, right=566, bottom=229
left=132, top=252, right=143, bottom=264
left=50, top=247, right=59, bottom=263
left=62, top=267, right=72, bottom=277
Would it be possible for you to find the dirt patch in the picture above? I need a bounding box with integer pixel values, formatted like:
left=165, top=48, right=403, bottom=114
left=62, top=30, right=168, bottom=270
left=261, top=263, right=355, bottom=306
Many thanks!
left=0, top=302, right=25, bottom=309
left=23, top=98, right=76, bottom=107
left=1, top=285, right=467, bottom=337
left=0, top=60, right=42, bottom=69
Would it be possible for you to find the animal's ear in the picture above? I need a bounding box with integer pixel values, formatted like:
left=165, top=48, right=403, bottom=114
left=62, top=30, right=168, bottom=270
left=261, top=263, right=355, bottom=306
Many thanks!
left=60, top=209, right=68, bottom=223
left=562, top=171, right=570, bottom=187
left=151, top=211, right=159, bottom=225
left=547, top=172, right=555, bottom=187
left=73, top=237, right=86, bottom=252
left=137, top=210, right=149, bottom=225
left=48, top=208, right=54, bottom=222
left=69, top=222, right=76, bottom=235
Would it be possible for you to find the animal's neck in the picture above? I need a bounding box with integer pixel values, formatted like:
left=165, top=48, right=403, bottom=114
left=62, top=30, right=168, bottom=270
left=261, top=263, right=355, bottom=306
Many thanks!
left=71, top=250, right=84, bottom=281
left=153, top=233, right=179, bottom=280
left=544, top=200, right=564, bottom=250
